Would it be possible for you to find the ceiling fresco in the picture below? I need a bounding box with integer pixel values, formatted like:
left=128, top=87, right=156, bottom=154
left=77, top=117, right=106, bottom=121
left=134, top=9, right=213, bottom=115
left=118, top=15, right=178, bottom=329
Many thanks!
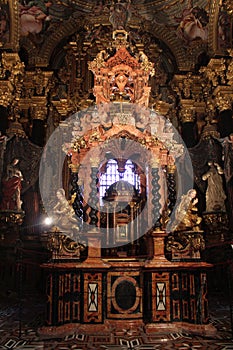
left=0, top=0, right=231, bottom=71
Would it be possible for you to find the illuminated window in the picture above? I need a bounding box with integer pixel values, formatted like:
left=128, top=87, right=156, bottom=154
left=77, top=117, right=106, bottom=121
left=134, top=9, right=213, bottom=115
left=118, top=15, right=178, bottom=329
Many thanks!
left=99, top=159, right=140, bottom=205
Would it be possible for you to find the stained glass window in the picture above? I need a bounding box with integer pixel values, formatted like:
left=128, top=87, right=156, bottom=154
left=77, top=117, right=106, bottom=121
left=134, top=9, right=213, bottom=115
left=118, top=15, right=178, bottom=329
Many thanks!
left=99, top=159, right=140, bottom=205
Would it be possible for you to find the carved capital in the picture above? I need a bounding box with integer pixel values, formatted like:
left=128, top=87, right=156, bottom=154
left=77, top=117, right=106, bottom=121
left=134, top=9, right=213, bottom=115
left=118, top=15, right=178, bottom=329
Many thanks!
left=31, top=97, right=48, bottom=120
left=179, top=99, right=196, bottom=123
left=69, top=163, right=80, bottom=173
left=167, top=164, right=176, bottom=174
left=0, top=81, right=14, bottom=107
left=150, top=157, right=160, bottom=168
left=154, top=100, right=171, bottom=116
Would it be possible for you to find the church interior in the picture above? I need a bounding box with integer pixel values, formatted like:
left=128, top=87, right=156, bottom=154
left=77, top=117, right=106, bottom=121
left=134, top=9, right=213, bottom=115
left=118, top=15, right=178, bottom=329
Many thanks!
left=0, top=0, right=233, bottom=348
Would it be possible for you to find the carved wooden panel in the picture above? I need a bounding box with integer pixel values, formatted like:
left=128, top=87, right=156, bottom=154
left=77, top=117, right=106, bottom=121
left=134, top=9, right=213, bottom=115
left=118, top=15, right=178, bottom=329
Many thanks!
left=190, top=274, right=196, bottom=321
left=201, top=273, right=209, bottom=323
left=46, top=270, right=81, bottom=326
left=46, top=274, right=53, bottom=326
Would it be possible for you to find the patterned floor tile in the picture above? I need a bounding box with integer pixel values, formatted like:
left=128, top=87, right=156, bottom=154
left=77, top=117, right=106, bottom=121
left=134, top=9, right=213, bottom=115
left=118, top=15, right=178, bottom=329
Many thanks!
left=0, top=292, right=232, bottom=350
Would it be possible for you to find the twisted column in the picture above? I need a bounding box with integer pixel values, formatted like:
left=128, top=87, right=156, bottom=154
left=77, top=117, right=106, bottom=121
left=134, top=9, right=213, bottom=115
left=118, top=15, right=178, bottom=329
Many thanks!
left=70, top=170, right=83, bottom=229
left=167, top=164, right=176, bottom=215
left=151, top=160, right=161, bottom=229
left=89, top=158, right=99, bottom=227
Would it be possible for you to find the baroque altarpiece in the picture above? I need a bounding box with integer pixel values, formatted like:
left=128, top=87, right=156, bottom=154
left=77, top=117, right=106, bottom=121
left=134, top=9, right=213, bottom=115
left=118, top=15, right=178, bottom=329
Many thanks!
left=0, top=0, right=233, bottom=336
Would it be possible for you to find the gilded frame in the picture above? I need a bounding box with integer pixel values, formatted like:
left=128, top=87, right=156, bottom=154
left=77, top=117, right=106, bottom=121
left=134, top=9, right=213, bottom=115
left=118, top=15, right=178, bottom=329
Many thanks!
left=0, top=0, right=19, bottom=51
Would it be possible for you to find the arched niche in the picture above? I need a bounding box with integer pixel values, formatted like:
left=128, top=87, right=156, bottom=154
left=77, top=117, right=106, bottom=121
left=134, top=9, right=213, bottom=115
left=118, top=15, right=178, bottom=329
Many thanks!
left=64, top=105, right=182, bottom=257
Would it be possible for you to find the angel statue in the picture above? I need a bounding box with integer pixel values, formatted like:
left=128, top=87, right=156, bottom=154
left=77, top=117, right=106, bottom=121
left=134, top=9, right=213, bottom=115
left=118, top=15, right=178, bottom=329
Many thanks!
left=51, top=188, right=81, bottom=240
left=167, top=189, right=202, bottom=232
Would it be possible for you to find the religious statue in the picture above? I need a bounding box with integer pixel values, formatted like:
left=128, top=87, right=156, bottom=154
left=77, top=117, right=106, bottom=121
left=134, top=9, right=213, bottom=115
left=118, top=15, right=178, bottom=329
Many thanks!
left=221, top=134, right=233, bottom=224
left=168, top=189, right=202, bottom=232
left=0, top=158, right=23, bottom=211
left=51, top=188, right=80, bottom=239
left=109, top=0, right=131, bottom=30
left=202, top=162, right=226, bottom=212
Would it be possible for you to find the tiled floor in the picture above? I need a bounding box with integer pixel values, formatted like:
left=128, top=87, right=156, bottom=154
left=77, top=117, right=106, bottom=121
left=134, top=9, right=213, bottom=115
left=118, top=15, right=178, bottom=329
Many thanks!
left=0, top=291, right=232, bottom=350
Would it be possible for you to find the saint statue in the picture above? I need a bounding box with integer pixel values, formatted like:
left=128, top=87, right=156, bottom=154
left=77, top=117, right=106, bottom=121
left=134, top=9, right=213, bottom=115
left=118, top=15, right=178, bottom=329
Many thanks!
left=202, top=162, right=226, bottom=212
left=109, top=0, right=131, bottom=30
left=0, top=158, right=23, bottom=211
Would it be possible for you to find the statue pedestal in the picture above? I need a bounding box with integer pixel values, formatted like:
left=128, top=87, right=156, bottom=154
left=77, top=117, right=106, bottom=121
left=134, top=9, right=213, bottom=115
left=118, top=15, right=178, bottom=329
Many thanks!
left=83, top=229, right=109, bottom=267
left=145, top=230, right=169, bottom=267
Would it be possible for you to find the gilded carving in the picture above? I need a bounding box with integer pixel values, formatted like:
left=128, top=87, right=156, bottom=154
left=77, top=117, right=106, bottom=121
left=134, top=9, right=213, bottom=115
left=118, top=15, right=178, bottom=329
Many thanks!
left=0, top=0, right=19, bottom=50
left=89, top=30, right=154, bottom=107
left=48, top=233, right=85, bottom=260
left=166, top=231, right=205, bottom=260
left=179, top=99, right=196, bottom=123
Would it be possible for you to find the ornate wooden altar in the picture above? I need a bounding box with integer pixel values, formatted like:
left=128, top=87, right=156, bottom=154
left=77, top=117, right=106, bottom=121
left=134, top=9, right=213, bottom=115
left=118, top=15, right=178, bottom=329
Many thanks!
left=40, top=30, right=215, bottom=337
